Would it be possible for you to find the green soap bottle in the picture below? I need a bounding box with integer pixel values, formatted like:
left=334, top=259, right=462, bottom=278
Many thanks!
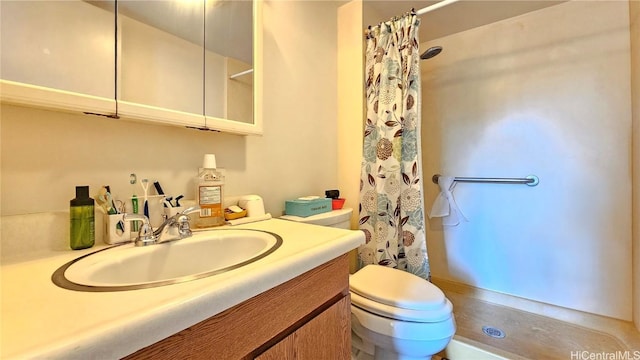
left=70, top=186, right=95, bottom=250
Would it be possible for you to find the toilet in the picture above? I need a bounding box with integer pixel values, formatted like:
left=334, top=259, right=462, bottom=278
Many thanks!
left=281, top=208, right=456, bottom=360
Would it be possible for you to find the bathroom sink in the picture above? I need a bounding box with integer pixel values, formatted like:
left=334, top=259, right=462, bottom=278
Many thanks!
left=52, top=229, right=282, bottom=292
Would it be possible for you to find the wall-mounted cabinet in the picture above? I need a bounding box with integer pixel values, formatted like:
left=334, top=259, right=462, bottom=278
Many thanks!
left=0, top=0, right=116, bottom=116
left=0, top=0, right=262, bottom=136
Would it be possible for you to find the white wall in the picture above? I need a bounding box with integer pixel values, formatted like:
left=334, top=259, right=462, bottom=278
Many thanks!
left=630, top=0, right=640, bottom=331
left=421, top=1, right=633, bottom=320
left=0, top=1, right=341, bottom=259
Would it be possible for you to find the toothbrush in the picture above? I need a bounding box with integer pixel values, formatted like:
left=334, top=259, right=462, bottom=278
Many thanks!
left=104, top=185, right=119, bottom=213
left=130, top=174, right=139, bottom=231
left=95, top=187, right=111, bottom=214
left=174, top=195, right=184, bottom=207
left=141, top=178, right=150, bottom=218
left=153, top=181, right=165, bottom=196
left=105, top=185, right=124, bottom=231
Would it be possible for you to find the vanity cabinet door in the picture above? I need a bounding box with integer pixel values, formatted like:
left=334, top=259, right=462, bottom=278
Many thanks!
left=123, top=255, right=350, bottom=360
left=0, top=0, right=116, bottom=115
left=255, top=295, right=351, bottom=360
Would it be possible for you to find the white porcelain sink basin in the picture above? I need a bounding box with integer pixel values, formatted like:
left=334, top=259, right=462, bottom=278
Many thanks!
left=52, top=229, right=282, bottom=291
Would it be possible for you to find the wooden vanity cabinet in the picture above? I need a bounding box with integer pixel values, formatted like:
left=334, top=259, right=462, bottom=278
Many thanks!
left=124, top=254, right=351, bottom=360
left=255, top=296, right=350, bottom=360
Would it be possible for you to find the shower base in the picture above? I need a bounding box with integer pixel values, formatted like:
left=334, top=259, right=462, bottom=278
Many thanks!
left=433, top=278, right=639, bottom=359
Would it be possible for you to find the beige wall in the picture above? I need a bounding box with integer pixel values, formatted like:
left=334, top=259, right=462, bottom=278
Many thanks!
left=341, top=1, right=388, bottom=226
left=421, top=1, right=632, bottom=320
left=0, top=1, right=341, bottom=257
left=337, top=0, right=364, bottom=273
left=630, top=0, right=640, bottom=331
left=337, top=0, right=364, bottom=230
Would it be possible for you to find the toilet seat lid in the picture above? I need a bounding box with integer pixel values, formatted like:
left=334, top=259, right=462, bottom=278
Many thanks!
left=350, top=265, right=447, bottom=312
left=351, top=291, right=453, bottom=322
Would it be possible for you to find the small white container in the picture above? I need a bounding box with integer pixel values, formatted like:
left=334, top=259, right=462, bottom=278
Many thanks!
left=104, top=214, right=131, bottom=244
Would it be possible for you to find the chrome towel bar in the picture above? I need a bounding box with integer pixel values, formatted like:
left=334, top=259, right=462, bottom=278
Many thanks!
left=432, top=174, right=539, bottom=187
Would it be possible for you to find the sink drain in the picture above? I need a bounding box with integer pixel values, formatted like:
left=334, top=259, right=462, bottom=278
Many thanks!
left=482, top=326, right=506, bottom=339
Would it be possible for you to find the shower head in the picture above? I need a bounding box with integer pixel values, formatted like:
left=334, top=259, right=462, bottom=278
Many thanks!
left=420, top=46, right=442, bottom=60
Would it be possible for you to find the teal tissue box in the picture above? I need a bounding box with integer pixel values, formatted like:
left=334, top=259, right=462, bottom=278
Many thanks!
left=285, top=198, right=332, bottom=217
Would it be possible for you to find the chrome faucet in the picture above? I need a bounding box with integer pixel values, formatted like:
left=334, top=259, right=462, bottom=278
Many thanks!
left=123, top=206, right=200, bottom=247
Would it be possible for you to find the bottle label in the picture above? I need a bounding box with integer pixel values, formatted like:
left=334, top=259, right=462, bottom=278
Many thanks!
left=70, top=205, right=95, bottom=250
left=199, top=185, right=222, bottom=218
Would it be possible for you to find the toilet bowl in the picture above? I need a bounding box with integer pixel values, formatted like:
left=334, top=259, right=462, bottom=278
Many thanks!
left=350, top=265, right=455, bottom=360
left=280, top=208, right=455, bottom=360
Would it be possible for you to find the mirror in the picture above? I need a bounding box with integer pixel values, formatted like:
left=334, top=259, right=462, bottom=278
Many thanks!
left=205, top=1, right=254, bottom=125
left=2, top=1, right=116, bottom=102
left=117, top=1, right=205, bottom=115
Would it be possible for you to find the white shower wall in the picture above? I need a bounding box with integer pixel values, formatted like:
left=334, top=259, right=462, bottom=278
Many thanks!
left=421, top=1, right=633, bottom=320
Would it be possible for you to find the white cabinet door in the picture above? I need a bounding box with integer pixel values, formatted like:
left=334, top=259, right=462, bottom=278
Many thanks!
left=204, top=0, right=252, bottom=123
left=204, top=0, right=262, bottom=135
left=116, top=1, right=205, bottom=127
left=0, top=0, right=116, bottom=115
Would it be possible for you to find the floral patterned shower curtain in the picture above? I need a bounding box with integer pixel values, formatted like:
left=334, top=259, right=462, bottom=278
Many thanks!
left=358, top=12, right=430, bottom=280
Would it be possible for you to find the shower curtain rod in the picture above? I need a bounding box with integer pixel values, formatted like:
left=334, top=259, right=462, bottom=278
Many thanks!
left=415, top=0, right=460, bottom=15
left=365, top=0, right=458, bottom=38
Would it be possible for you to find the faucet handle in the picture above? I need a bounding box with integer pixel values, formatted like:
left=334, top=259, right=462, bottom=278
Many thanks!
left=176, top=206, right=200, bottom=238
left=122, top=213, right=157, bottom=246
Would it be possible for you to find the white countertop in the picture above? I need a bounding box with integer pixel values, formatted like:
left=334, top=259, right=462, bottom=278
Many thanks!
left=1, top=219, right=364, bottom=359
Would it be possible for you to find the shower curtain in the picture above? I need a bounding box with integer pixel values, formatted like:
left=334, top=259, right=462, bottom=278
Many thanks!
left=358, top=12, right=430, bottom=280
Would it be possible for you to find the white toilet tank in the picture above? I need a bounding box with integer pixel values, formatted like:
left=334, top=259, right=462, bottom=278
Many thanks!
left=280, top=208, right=352, bottom=229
